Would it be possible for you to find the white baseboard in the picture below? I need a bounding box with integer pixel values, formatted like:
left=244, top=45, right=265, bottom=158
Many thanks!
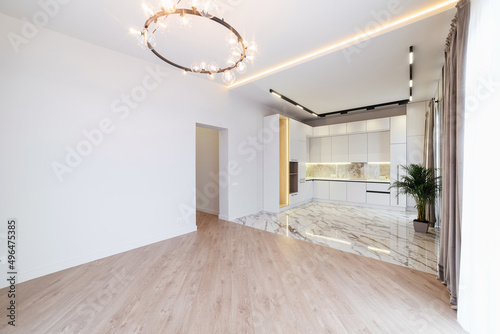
left=1, top=225, right=196, bottom=289
left=196, top=207, right=220, bottom=215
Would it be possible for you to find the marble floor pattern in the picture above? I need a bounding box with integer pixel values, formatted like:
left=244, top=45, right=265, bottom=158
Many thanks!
left=234, top=202, right=440, bottom=274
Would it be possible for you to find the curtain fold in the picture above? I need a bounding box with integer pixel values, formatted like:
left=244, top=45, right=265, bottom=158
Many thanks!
left=438, top=0, right=469, bottom=307
left=424, top=100, right=436, bottom=224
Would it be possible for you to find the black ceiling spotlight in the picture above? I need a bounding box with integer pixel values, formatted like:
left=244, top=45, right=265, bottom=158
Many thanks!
left=269, top=89, right=321, bottom=117
left=409, top=45, right=414, bottom=102
left=320, top=99, right=409, bottom=117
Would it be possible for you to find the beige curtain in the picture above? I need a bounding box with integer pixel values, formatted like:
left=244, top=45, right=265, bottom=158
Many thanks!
left=438, top=0, right=469, bottom=308
left=424, top=100, right=436, bottom=224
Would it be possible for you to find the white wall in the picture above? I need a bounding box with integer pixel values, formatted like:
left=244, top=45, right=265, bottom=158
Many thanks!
left=0, top=14, right=265, bottom=287
left=406, top=101, right=427, bottom=210
left=196, top=127, right=219, bottom=215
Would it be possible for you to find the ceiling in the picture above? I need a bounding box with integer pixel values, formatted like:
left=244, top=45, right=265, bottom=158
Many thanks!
left=0, top=0, right=456, bottom=122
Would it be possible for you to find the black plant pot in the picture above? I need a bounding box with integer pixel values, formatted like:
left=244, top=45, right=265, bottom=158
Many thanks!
left=413, top=219, right=429, bottom=233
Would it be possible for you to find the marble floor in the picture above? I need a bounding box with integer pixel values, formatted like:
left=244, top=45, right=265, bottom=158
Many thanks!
left=234, top=202, right=440, bottom=274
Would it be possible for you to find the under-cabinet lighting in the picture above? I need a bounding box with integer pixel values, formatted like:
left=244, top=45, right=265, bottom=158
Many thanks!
left=409, top=80, right=413, bottom=88
left=296, top=105, right=304, bottom=110
left=368, top=246, right=391, bottom=255
left=306, top=232, right=351, bottom=245
left=368, top=162, right=391, bottom=165
left=306, top=162, right=351, bottom=165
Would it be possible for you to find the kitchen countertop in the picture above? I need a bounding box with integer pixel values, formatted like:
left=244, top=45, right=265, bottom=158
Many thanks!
left=306, top=178, right=390, bottom=183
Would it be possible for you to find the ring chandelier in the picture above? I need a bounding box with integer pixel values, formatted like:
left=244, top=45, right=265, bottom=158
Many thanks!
left=133, top=0, right=257, bottom=84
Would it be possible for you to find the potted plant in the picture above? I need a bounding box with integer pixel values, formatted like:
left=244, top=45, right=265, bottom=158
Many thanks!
left=389, top=164, right=441, bottom=233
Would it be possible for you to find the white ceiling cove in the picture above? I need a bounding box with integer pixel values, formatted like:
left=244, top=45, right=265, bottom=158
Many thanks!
left=0, top=0, right=456, bottom=122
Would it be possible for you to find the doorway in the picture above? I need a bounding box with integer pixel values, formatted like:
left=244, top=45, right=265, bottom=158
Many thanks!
left=195, top=124, right=229, bottom=223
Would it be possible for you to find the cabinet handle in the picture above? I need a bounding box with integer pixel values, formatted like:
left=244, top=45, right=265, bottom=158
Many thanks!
left=397, top=165, right=400, bottom=205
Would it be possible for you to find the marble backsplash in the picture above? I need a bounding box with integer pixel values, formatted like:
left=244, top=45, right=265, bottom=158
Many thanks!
left=306, top=163, right=390, bottom=181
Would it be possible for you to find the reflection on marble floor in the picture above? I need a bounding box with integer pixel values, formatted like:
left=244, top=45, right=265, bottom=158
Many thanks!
left=234, top=202, right=439, bottom=274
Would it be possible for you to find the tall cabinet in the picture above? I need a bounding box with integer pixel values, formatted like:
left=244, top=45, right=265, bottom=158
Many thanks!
left=263, top=114, right=312, bottom=213
left=390, top=115, right=407, bottom=208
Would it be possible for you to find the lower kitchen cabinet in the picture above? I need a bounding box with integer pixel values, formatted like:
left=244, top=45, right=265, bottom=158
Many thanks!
left=347, top=182, right=366, bottom=204
left=329, top=182, right=347, bottom=201
left=313, top=181, right=330, bottom=200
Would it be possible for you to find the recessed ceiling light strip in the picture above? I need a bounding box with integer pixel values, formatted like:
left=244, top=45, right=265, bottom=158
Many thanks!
left=269, top=89, right=320, bottom=117
left=228, top=0, right=458, bottom=89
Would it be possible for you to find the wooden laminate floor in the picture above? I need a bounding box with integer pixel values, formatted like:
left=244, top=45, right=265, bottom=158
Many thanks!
left=0, top=212, right=465, bottom=333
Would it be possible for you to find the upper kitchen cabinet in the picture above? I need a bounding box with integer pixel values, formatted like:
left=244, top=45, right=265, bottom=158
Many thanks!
left=348, top=133, right=368, bottom=162
left=346, top=121, right=367, bottom=134
left=313, top=125, right=330, bottom=137
left=329, top=123, right=347, bottom=135
left=320, top=137, right=332, bottom=162
left=367, top=131, right=390, bottom=162
left=331, top=135, right=349, bottom=162
left=367, top=118, right=390, bottom=132
left=390, top=115, right=407, bottom=144
left=309, top=137, right=321, bottom=162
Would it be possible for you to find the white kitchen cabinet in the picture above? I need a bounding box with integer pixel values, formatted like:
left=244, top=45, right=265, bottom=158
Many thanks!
left=330, top=182, right=347, bottom=201
left=348, top=133, right=368, bottom=162
left=367, top=118, right=390, bottom=132
left=346, top=121, right=367, bottom=134
left=305, top=181, right=314, bottom=201
left=314, top=181, right=330, bottom=200
left=390, top=143, right=407, bottom=207
left=367, top=131, right=390, bottom=162
left=320, top=137, right=332, bottom=162
left=390, top=115, right=406, bottom=144
left=306, top=125, right=314, bottom=138
left=309, top=137, right=321, bottom=162
left=313, top=125, right=330, bottom=137
left=297, top=141, right=307, bottom=202
left=366, top=183, right=391, bottom=206
left=289, top=137, right=298, bottom=162
left=331, top=135, right=349, bottom=163
left=347, top=182, right=366, bottom=203
left=329, top=123, right=347, bottom=135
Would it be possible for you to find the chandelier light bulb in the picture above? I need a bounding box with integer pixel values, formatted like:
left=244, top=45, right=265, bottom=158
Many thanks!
left=191, top=0, right=200, bottom=9
left=226, top=58, right=236, bottom=67
left=182, top=70, right=188, bottom=76
left=142, top=3, right=155, bottom=17
left=200, top=61, right=207, bottom=71
left=147, top=34, right=157, bottom=49
left=199, top=0, right=216, bottom=18
left=208, top=62, right=219, bottom=73
left=137, top=29, right=149, bottom=49
left=226, top=33, right=238, bottom=45
left=222, top=70, right=236, bottom=85
left=161, top=0, right=177, bottom=13
left=178, top=13, right=192, bottom=29
left=191, top=63, right=201, bottom=73
left=208, top=73, right=216, bottom=80
left=246, top=41, right=258, bottom=53
left=236, top=61, right=247, bottom=74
